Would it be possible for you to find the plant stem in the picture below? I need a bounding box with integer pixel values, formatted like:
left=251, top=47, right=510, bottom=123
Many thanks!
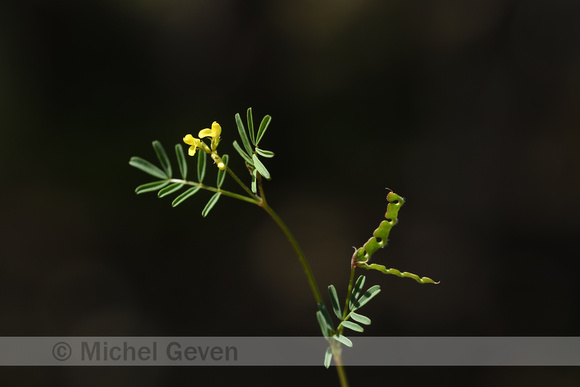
left=260, top=202, right=323, bottom=304
left=342, top=267, right=357, bottom=322
left=257, top=172, right=267, bottom=205
left=220, top=163, right=322, bottom=303
left=224, top=165, right=256, bottom=200
left=262, top=203, right=350, bottom=387
left=218, top=164, right=348, bottom=386
left=336, top=364, right=349, bottom=387
left=331, top=340, right=349, bottom=387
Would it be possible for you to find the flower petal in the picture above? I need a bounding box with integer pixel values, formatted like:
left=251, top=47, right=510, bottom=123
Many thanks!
left=198, top=128, right=213, bottom=138
left=211, top=121, right=221, bottom=137
left=188, top=146, right=197, bottom=156
left=183, top=134, right=197, bottom=146
left=199, top=121, right=221, bottom=139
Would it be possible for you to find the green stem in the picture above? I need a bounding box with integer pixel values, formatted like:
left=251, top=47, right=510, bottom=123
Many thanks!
left=224, top=165, right=256, bottom=200
left=336, top=364, right=349, bottom=387
left=331, top=340, right=349, bottom=387
left=177, top=165, right=323, bottom=304
left=219, top=164, right=322, bottom=303
left=341, top=267, right=357, bottom=322
left=257, top=172, right=267, bottom=205
left=261, top=203, right=348, bottom=386
left=204, top=163, right=347, bottom=386
left=260, top=202, right=323, bottom=304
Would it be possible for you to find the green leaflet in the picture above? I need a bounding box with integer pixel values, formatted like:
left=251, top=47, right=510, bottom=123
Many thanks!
left=358, top=263, right=439, bottom=284
left=153, top=141, right=172, bottom=177
left=341, top=320, right=363, bottom=332
left=317, top=302, right=335, bottom=332
left=351, top=284, right=381, bottom=310
left=232, top=140, right=254, bottom=166
left=175, top=144, right=188, bottom=179
left=197, top=150, right=207, bottom=183
left=333, top=334, right=352, bottom=348
left=158, top=182, right=184, bottom=198
left=256, top=115, right=271, bottom=145
left=328, top=285, right=341, bottom=319
left=235, top=113, right=253, bottom=155
left=247, top=107, right=255, bottom=145
left=255, top=148, right=274, bottom=158
left=135, top=180, right=170, bottom=194
left=201, top=192, right=221, bottom=217
left=252, top=154, right=271, bottom=179
left=316, top=302, right=335, bottom=342
left=349, top=275, right=366, bottom=311
left=316, top=311, right=331, bottom=339
left=251, top=168, right=258, bottom=193
left=172, top=186, right=201, bottom=207
left=349, top=311, right=371, bottom=325
left=129, top=157, right=168, bottom=180
left=323, top=346, right=333, bottom=368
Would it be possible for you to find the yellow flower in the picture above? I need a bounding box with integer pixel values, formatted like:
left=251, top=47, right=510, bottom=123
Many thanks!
left=198, top=121, right=221, bottom=150
left=183, top=134, right=202, bottom=156
left=183, top=121, right=221, bottom=158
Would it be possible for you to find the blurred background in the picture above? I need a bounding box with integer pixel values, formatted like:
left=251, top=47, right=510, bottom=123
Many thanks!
left=1, top=0, right=579, bottom=385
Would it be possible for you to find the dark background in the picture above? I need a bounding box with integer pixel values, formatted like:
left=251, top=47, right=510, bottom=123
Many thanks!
left=1, top=0, right=579, bottom=385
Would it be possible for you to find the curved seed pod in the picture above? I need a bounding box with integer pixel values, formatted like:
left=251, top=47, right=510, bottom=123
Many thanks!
left=353, top=190, right=404, bottom=265
left=351, top=190, right=438, bottom=284
left=357, top=263, right=439, bottom=284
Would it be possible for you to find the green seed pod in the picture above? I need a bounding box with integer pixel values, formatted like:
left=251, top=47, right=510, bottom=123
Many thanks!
left=353, top=190, right=438, bottom=284
left=353, top=190, right=404, bottom=265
